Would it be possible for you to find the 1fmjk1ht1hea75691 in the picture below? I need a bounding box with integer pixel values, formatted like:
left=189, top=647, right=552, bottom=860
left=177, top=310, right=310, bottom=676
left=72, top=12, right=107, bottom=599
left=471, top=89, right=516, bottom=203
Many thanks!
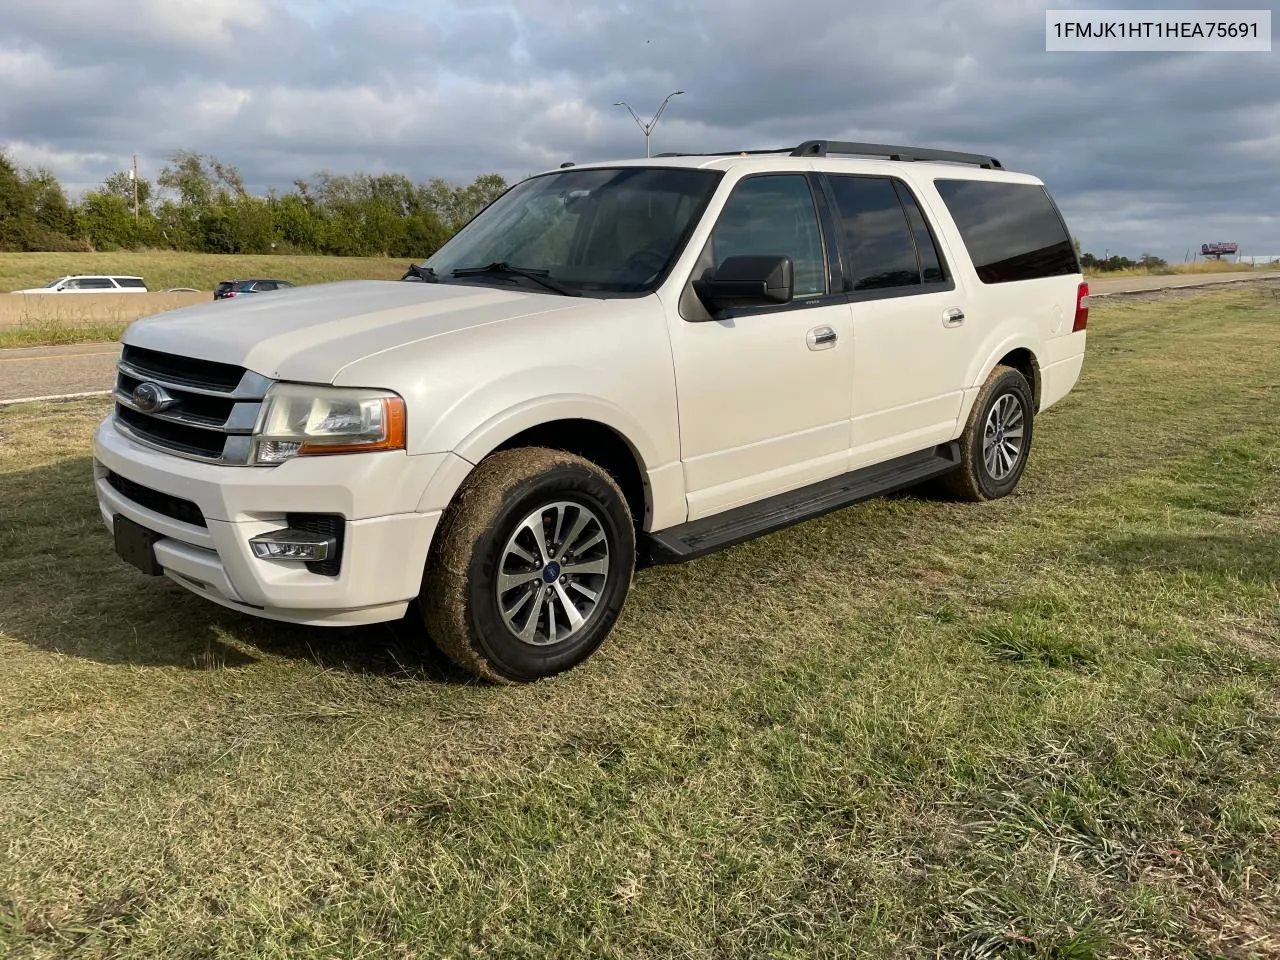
left=94, top=139, right=1089, bottom=682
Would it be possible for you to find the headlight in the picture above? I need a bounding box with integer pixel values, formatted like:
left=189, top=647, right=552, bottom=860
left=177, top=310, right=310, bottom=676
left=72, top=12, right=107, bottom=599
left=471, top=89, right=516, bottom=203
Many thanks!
left=252, top=383, right=407, bottom=464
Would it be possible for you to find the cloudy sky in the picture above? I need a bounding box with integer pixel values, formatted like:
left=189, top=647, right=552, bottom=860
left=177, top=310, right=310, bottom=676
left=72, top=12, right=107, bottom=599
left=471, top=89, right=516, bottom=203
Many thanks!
left=1, top=0, right=1276, bottom=260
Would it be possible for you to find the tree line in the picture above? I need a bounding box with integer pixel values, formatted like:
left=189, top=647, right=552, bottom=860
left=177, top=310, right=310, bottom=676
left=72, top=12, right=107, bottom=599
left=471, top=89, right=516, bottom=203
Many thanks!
left=0, top=149, right=509, bottom=258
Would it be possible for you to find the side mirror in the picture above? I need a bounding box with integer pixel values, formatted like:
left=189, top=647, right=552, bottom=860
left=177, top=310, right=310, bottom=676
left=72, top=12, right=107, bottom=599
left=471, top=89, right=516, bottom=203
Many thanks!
left=692, top=255, right=794, bottom=314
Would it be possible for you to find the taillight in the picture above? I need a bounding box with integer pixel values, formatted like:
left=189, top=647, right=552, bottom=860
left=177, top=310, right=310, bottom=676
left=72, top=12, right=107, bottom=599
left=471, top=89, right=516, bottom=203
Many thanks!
left=1072, top=281, right=1089, bottom=332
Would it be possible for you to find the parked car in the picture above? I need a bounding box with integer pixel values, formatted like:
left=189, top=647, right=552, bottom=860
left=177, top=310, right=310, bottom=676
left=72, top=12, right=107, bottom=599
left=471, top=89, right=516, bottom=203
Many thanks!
left=214, top=279, right=295, bottom=300
left=94, top=138, right=1088, bottom=683
left=13, top=275, right=148, bottom=293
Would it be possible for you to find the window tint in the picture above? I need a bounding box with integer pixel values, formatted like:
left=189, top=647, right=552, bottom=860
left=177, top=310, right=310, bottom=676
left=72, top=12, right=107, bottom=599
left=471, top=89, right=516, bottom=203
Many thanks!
left=934, top=180, right=1078, bottom=284
left=827, top=176, right=922, bottom=292
left=706, top=175, right=826, bottom=299
left=114, top=277, right=146, bottom=288
left=894, top=182, right=946, bottom=283
left=254, top=281, right=277, bottom=291
left=80, top=278, right=116, bottom=289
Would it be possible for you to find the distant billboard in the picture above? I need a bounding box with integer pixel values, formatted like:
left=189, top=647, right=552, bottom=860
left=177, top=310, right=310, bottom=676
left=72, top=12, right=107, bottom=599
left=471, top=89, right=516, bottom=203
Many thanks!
left=1201, top=242, right=1238, bottom=255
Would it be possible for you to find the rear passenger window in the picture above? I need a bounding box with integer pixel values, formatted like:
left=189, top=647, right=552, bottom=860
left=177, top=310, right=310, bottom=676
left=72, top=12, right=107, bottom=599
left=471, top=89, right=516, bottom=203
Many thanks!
left=827, top=176, right=947, bottom=293
left=114, top=278, right=146, bottom=288
left=934, top=180, right=1078, bottom=284
left=80, top=278, right=116, bottom=289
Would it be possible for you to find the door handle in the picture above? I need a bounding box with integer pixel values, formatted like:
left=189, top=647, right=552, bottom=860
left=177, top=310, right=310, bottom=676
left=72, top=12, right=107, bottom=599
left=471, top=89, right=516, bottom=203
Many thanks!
left=807, top=326, right=838, bottom=350
left=942, top=307, right=965, bottom=328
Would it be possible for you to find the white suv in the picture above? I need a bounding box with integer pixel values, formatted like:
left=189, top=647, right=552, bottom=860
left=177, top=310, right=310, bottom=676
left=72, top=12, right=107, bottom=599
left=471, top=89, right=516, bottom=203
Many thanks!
left=14, top=275, right=149, bottom=293
left=92, top=140, right=1089, bottom=682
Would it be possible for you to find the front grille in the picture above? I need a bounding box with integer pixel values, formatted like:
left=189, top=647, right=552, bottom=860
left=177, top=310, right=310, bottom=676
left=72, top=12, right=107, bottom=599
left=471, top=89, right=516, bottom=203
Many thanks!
left=113, top=345, right=273, bottom=464
left=287, top=513, right=345, bottom=576
left=121, top=345, right=245, bottom=391
left=105, top=470, right=207, bottom=528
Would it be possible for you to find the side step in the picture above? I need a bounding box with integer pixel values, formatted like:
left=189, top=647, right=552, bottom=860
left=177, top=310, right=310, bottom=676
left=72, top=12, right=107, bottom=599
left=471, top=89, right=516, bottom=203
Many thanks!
left=642, top=443, right=960, bottom=565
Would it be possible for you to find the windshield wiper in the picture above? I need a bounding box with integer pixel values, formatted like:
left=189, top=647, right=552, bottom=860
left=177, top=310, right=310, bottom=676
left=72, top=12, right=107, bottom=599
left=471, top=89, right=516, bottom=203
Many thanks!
left=450, top=261, right=576, bottom=296
left=402, top=263, right=439, bottom=282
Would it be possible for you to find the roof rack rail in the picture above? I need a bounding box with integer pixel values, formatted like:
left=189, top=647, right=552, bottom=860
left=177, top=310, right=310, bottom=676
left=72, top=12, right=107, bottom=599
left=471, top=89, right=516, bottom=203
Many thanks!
left=789, top=140, right=1003, bottom=169
left=652, top=147, right=792, bottom=158
left=649, top=141, right=1002, bottom=168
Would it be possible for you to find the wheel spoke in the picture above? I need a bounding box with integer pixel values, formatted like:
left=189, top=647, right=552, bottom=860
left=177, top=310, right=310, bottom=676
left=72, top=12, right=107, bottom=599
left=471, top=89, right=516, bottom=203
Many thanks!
left=498, top=569, right=542, bottom=593
left=560, top=557, right=608, bottom=577
left=516, top=585, right=547, bottom=642
left=506, top=541, right=539, bottom=566
left=553, top=508, right=594, bottom=560
left=552, top=581, right=585, bottom=630
left=521, top=513, right=551, bottom=563
left=568, top=581, right=599, bottom=602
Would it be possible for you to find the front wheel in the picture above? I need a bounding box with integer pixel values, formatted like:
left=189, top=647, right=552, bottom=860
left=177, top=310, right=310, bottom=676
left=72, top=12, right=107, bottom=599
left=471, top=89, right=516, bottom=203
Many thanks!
left=418, top=448, right=636, bottom=683
left=943, top=364, right=1035, bottom=501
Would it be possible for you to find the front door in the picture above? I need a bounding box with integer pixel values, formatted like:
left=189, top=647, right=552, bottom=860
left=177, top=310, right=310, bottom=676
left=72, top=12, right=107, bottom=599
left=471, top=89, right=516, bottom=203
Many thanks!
left=667, top=173, right=854, bottom=521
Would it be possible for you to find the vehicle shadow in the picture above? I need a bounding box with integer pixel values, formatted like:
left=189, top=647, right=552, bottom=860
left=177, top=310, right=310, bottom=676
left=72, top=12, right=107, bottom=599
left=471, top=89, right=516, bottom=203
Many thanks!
left=0, top=456, right=466, bottom=681
left=1085, top=529, right=1280, bottom=587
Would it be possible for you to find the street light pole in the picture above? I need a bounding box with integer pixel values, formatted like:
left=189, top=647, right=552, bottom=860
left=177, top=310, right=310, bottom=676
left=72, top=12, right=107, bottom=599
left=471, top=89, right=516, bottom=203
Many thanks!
left=614, top=90, right=684, bottom=157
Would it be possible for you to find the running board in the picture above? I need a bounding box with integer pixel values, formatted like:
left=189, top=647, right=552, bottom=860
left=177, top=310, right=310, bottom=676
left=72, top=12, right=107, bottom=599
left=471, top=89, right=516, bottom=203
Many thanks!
left=642, top=443, right=960, bottom=565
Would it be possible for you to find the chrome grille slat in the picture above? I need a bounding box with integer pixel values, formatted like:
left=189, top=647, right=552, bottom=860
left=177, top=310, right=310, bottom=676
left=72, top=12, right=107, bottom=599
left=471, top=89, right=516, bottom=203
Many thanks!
left=112, top=346, right=274, bottom=465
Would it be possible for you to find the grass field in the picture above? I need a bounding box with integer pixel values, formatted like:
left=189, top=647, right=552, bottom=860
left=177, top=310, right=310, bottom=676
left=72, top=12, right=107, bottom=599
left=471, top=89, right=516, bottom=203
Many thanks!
left=1, top=287, right=1278, bottom=958
left=1089, top=261, right=1280, bottom=279
left=0, top=252, right=406, bottom=295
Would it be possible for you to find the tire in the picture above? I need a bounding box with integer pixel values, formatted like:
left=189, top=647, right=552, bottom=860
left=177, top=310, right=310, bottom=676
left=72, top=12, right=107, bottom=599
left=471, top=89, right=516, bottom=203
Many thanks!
left=942, top=364, right=1035, bottom=502
left=418, top=447, right=636, bottom=683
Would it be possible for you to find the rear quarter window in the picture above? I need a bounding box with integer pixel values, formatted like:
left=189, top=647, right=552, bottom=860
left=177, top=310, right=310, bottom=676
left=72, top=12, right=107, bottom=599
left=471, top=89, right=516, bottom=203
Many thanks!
left=933, top=180, right=1079, bottom=284
left=113, top=278, right=146, bottom=288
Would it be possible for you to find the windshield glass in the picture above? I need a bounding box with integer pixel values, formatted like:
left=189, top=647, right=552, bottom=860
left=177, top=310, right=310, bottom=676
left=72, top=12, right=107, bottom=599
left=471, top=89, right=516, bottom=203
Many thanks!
left=44, top=277, right=68, bottom=288
left=422, top=167, right=722, bottom=295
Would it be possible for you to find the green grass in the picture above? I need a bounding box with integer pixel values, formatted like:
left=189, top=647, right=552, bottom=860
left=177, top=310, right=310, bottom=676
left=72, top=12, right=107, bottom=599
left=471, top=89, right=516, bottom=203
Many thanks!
left=0, top=251, right=407, bottom=294
left=1, top=287, right=1278, bottom=958
left=0, top=323, right=131, bottom=349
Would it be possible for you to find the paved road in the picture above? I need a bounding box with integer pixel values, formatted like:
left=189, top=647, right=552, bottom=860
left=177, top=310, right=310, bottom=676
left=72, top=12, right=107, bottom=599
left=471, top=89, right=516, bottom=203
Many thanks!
left=1089, top=271, right=1280, bottom=296
left=0, top=342, right=121, bottom=404
left=1, top=273, right=1277, bottom=404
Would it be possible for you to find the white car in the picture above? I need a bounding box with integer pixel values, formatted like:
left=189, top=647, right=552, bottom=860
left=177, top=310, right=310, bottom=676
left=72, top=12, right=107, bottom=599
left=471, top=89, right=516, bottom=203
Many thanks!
left=92, top=139, right=1088, bottom=682
left=13, top=275, right=149, bottom=293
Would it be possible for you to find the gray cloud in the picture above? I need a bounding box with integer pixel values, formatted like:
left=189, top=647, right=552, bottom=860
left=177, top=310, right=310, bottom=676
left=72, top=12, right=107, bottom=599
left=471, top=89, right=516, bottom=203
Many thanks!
left=0, top=0, right=1276, bottom=258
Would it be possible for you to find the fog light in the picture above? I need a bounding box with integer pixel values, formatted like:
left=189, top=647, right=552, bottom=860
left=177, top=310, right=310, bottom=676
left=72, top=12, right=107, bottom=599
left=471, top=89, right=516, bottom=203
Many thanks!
left=249, top=529, right=335, bottom=562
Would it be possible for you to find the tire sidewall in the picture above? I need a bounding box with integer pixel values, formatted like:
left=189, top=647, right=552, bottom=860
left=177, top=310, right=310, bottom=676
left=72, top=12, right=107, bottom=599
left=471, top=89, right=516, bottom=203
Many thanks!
left=462, top=463, right=635, bottom=681
left=971, top=371, right=1034, bottom=499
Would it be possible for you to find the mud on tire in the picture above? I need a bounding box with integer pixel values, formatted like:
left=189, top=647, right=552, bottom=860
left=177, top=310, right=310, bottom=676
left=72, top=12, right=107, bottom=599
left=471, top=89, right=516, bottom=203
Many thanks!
left=418, top=447, right=636, bottom=683
left=942, top=364, right=1035, bottom=502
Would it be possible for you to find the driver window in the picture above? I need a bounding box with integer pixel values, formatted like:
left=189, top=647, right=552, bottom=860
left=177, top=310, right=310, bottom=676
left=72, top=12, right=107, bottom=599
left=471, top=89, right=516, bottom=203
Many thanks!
left=704, top=175, right=826, bottom=299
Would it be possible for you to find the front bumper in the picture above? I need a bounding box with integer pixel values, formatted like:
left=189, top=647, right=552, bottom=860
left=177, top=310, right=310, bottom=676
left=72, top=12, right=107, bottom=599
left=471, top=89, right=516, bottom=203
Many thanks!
left=92, top=415, right=444, bottom=626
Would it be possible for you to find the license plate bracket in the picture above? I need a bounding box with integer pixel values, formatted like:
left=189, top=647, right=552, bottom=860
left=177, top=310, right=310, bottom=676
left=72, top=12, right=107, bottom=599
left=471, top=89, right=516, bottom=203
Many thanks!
left=113, top=514, right=163, bottom=576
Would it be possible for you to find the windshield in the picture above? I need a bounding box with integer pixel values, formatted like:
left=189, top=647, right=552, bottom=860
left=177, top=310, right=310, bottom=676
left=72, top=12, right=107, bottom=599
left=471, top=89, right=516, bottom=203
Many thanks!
left=422, top=167, right=722, bottom=296
left=44, top=277, right=68, bottom=288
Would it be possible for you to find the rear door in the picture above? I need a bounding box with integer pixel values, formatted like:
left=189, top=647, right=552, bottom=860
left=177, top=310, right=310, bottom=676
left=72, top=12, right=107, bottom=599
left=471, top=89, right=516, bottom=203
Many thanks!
left=822, top=173, right=976, bottom=467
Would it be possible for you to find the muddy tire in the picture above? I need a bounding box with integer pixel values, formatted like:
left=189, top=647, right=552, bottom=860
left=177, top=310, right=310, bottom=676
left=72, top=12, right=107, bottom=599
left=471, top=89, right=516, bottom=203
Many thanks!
left=418, top=447, right=635, bottom=683
left=942, top=364, right=1035, bottom=502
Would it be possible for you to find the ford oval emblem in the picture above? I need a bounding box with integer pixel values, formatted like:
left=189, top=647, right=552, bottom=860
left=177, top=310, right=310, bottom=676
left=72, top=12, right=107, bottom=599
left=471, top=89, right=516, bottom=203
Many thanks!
left=131, top=381, right=174, bottom=413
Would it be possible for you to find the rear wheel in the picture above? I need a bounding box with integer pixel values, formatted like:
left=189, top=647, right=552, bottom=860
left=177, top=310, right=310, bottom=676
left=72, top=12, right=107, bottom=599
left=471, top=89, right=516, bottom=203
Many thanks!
left=943, top=364, right=1035, bottom=501
left=418, top=448, right=635, bottom=683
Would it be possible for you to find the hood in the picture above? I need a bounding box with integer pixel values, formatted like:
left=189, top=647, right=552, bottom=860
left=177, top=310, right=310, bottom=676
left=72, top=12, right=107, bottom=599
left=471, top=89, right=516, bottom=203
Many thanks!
left=121, top=279, right=595, bottom=383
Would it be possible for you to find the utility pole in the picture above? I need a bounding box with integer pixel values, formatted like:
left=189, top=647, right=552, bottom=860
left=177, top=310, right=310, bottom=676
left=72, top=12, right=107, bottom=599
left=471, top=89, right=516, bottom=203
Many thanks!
left=131, top=154, right=139, bottom=221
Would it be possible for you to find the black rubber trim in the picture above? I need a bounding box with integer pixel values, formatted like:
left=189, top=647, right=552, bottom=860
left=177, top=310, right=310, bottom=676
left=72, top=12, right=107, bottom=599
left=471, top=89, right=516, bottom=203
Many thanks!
left=641, top=443, right=960, bottom=565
